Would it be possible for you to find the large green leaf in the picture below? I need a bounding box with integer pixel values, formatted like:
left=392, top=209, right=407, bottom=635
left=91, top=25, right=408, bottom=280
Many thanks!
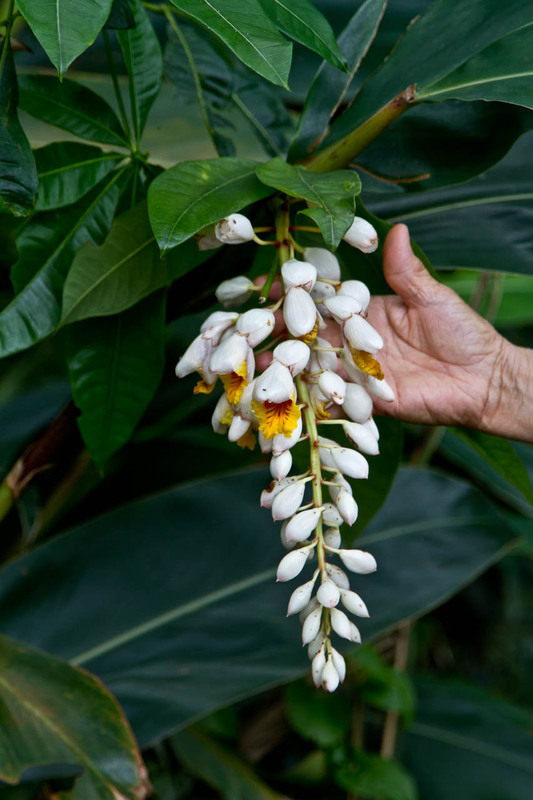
left=289, top=0, right=388, bottom=163
left=0, top=634, right=146, bottom=799
left=0, top=43, right=37, bottom=216
left=356, top=101, right=533, bottom=192
left=148, top=157, right=272, bottom=253
left=117, top=0, right=163, bottom=144
left=335, top=753, right=417, bottom=800
left=62, top=202, right=210, bottom=324
left=403, top=677, right=533, bottom=800
left=0, top=168, right=126, bottom=360
left=366, top=133, right=533, bottom=275
left=257, top=157, right=361, bottom=248
left=34, top=142, right=124, bottom=211
left=258, top=0, right=347, bottom=71
left=67, top=292, right=166, bottom=469
left=17, top=0, right=113, bottom=78
left=105, top=0, right=135, bottom=29
left=169, top=0, right=292, bottom=88
left=18, top=74, right=129, bottom=147
left=172, top=728, right=287, bottom=800
left=418, top=24, right=533, bottom=108
left=0, top=468, right=516, bottom=746
left=232, top=74, right=293, bottom=158
left=327, top=0, right=533, bottom=149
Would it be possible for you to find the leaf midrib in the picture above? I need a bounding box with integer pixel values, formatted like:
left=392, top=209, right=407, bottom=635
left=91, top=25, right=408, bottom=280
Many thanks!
left=271, top=0, right=341, bottom=64
left=38, top=153, right=122, bottom=179
left=420, top=68, right=533, bottom=99
left=386, top=192, right=533, bottom=223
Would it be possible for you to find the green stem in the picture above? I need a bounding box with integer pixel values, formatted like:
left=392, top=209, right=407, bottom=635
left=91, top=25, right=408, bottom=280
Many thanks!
left=102, top=29, right=133, bottom=148
left=164, top=6, right=220, bottom=155
left=0, top=482, right=13, bottom=524
left=0, top=0, right=15, bottom=85
left=305, top=85, right=416, bottom=173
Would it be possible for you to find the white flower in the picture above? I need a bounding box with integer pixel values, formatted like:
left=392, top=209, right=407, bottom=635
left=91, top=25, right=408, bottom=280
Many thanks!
left=318, top=370, right=346, bottom=405
left=322, top=502, right=343, bottom=527
left=334, top=489, right=358, bottom=526
left=235, top=308, right=275, bottom=347
left=283, top=287, right=318, bottom=338
left=343, top=314, right=383, bottom=353
left=260, top=476, right=298, bottom=509
left=330, top=607, right=354, bottom=640
left=342, top=421, right=379, bottom=455
left=272, top=416, right=303, bottom=455
left=271, top=480, right=306, bottom=521
left=321, top=658, right=340, bottom=692
left=319, top=440, right=369, bottom=480
left=270, top=450, right=292, bottom=481
left=227, top=413, right=250, bottom=442
left=330, top=648, right=346, bottom=683
left=215, top=275, right=253, bottom=307
left=343, top=216, right=378, bottom=253
left=341, top=589, right=369, bottom=618
left=276, top=545, right=314, bottom=581
left=302, top=606, right=323, bottom=645
left=285, top=508, right=322, bottom=542
left=338, top=548, right=377, bottom=574
left=258, top=431, right=273, bottom=453
left=312, top=648, right=326, bottom=687
left=324, top=527, right=341, bottom=549
left=308, top=632, right=327, bottom=660
left=209, top=332, right=250, bottom=377
left=211, top=393, right=232, bottom=434
left=215, top=213, right=255, bottom=244
left=175, top=334, right=210, bottom=378
left=253, top=360, right=295, bottom=404
left=343, top=357, right=395, bottom=402
left=326, top=563, right=350, bottom=589
left=364, top=418, right=380, bottom=440
left=303, top=248, right=340, bottom=281
left=342, top=383, right=373, bottom=423
left=323, top=294, right=362, bottom=322
left=197, top=230, right=223, bottom=251
left=338, top=280, right=371, bottom=313
left=273, top=340, right=310, bottom=376
left=287, top=578, right=316, bottom=616
left=200, top=311, right=238, bottom=342
left=281, top=259, right=316, bottom=291
left=311, top=280, right=336, bottom=307
left=317, top=579, right=340, bottom=608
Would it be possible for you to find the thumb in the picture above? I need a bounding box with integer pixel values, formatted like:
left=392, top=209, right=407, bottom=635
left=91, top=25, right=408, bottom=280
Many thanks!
left=383, top=224, right=443, bottom=308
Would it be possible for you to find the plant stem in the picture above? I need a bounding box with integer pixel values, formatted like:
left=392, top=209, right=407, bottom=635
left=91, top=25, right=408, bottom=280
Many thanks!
left=102, top=29, right=133, bottom=148
left=305, top=85, right=416, bottom=173
left=380, top=620, right=412, bottom=759
left=0, top=0, right=15, bottom=86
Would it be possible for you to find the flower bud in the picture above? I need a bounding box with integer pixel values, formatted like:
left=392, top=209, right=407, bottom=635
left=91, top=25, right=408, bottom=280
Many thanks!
left=328, top=473, right=352, bottom=504
left=324, top=527, right=342, bottom=549
left=273, top=340, right=311, bottom=376
left=323, top=294, right=362, bottom=321
left=342, top=383, right=373, bottom=424
left=283, top=287, right=318, bottom=338
left=304, top=248, right=341, bottom=281
left=308, top=632, right=327, bottom=660
left=281, top=259, right=316, bottom=291
left=331, top=447, right=369, bottom=480
left=209, top=332, right=249, bottom=376
left=302, top=606, right=323, bottom=645
left=330, top=647, right=346, bottom=683
left=272, top=480, right=306, bottom=520
left=285, top=508, right=322, bottom=542
left=330, top=607, right=354, bottom=640
left=215, top=213, right=255, bottom=244
left=254, top=360, right=295, bottom=404
left=175, top=334, right=209, bottom=378
left=317, top=579, right=340, bottom=608
left=318, top=370, right=346, bottom=405
left=260, top=476, right=297, bottom=508
left=339, top=548, right=377, bottom=574
left=212, top=393, right=232, bottom=434
left=299, top=596, right=319, bottom=624
left=215, top=275, right=253, bottom=307
left=314, top=337, right=338, bottom=372
left=258, top=431, right=273, bottom=453
left=311, top=280, right=336, bottom=307
left=287, top=578, right=316, bottom=616
left=200, top=311, right=238, bottom=343
left=343, top=217, right=378, bottom=253
left=363, top=417, right=380, bottom=440
left=321, top=658, right=340, bottom=692
left=197, top=231, right=223, bottom=251
left=322, top=502, right=343, bottom=528
left=270, top=450, right=292, bottom=481
left=312, top=648, right=326, bottom=687
left=326, top=563, right=350, bottom=589
left=228, top=413, right=250, bottom=442
left=338, top=280, right=371, bottom=312
left=335, top=488, right=358, bottom=526
left=342, top=421, right=379, bottom=455
left=236, top=308, right=275, bottom=347
left=276, top=545, right=313, bottom=581
left=341, top=589, right=369, bottom=618
left=343, top=314, right=383, bottom=353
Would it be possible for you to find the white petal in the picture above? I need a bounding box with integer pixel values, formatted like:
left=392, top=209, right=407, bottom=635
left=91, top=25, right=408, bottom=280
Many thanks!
left=322, top=502, right=343, bottom=527
left=332, top=447, right=369, bottom=480
left=342, top=421, right=379, bottom=455
left=227, top=413, right=250, bottom=442
left=363, top=417, right=380, bottom=440
left=323, top=294, right=362, bottom=321
left=312, top=648, right=326, bottom=687
left=323, top=527, right=342, bottom=549
left=307, top=632, right=327, bottom=659
left=326, top=563, right=350, bottom=589
left=365, top=375, right=395, bottom=402
left=283, top=288, right=318, bottom=338
left=287, top=578, right=316, bottom=616
left=253, top=361, right=295, bottom=404
left=270, top=450, right=292, bottom=481
left=314, top=337, right=338, bottom=372
left=209, top=332, right=248, bottom=375
left=321, top=658, right=340, bottom=692
left=302, top=607, right=323, bottom=645
left=175, top=335, right=209, bottom=377
left=276, top=547, right=310, bottom=581
left=200, top=311, right=238, bottom=341
left=339, top=548, right=377, bottom=574
left=215, top=275, right=253, bottom=306
left=197, top=231, right=223, bottom=251
left=330, top=607, right=353, bottom=640
left=273, top=340, right=310, bottom=376
left=344, top=314, right=383, bottom=352
left=335, top=489, right=358, bottom=526
left=211, top=393, right=232, bottom=434
left=330, top=648, right=346, bottom=683
left=343, top=217, right=378, bottom=253
left=311, top=281, right=336, bottom=307
left=341, top=589, right=369, bottom=618
left=328, top=472, right=352, bottom=504
left=342, top=382, right=373, bottom=423
left=285, top=508, right=322, bottom=542
left=272, top=415, right=303, bottom=455
left=338, top=280, right=371, bottom=312
left=318, top=370, right=346, bottom=405
left=317, top=579, right=340, bottom=608
left=260, top=476, right=297, bottom=508
left=272, top=480, right=306, bottom=520
left=215, top=213, right=255, bottom=244
left=304, top=247, right=340, bottom=281
left=236, top=308, right=275, bottom=347
left=282, top=258, right=316, bottom=290
left=258, top=431, right=273, bottom=453
left=299, top=596, right=319, bottom=624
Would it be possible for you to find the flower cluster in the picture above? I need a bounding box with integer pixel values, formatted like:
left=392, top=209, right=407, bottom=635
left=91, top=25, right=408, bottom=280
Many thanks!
left=176, top=212, right=394, bottom=691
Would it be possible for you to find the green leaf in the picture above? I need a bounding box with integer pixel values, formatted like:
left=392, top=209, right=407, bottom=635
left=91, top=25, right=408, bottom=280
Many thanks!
left=404, top=677, right=533, bottom=800
left=62, top=202, right=211, bottom=324
left=0, top=168, right=126, bottom=360
left=67, top=292, right=166, bottom=468
left=0, top=43, right=38, bottom=216
left=351, top=645, right=415, bottom=718
left=17, top=0, right=113, bottom=79
left=357, top=101, right=533, bottom=192
left=335, top=752, right=417, bottom=800
left=289, top=0, right=388, bottom=163
left=18, top=74, right=129, bottom=147
left=447, top=429, right=533, bottom=505
left=418, top=24, right=533, bottom=108
left=117, top=0, right=163, bottom=143
left=34, top=142, right=124, bottom=211
left=0, top=634, right=146, bottom=799
left=0, top=468, right=516, bottom=746
left=169, top=0, right=292, bottom=88
left=148, top=157, right=272, bottom=253
left=284, top=680, right=351, bottom=748
left=258, top=0, right=347, bottom=72
left=232, top=75, right=293, bottom=158
left=257, top=157, right=361, bottom=248
left=172, top=728, right=287, bottom=800
left=328, top=0, right=533, bottom=150
left=105, top=0, right=135, bottom=29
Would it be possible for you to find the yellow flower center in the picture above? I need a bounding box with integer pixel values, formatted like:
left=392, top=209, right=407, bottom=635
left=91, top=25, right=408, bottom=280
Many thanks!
left=237, top=429, right=256, bottom=450
left=349, top=346, right=384, bottom=380
left=221, top=360, right=248, bottom=404
left=194, top=378, right=217, bottom=394
left=301, top=316, right=319, bottom=345
left=252, top=398, right=301, bottom=439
